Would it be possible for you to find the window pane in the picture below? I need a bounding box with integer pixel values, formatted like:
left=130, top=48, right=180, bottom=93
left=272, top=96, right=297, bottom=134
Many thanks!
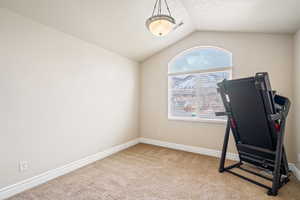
left=169, top=71, right=230, bottom=120
left=169, top=47, right=232, bottom=74
left=169, top=74, right=197, bottom=117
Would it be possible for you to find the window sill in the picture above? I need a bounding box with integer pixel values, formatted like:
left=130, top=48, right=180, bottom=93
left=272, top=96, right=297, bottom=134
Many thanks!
left=168, top=117, right=227, bottom=124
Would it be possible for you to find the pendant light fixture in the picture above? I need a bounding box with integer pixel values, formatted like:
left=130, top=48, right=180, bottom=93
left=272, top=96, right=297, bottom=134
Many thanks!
left=146, top=0, right=176, bottom=37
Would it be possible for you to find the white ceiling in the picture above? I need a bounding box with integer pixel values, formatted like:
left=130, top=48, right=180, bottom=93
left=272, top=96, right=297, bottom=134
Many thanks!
left=182, top=0, right=300, bottom=34
left=1, top=0, right=300, bottom=61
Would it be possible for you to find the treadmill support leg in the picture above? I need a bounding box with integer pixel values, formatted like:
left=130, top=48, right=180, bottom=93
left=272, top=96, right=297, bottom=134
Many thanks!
left=269, top=119, right=286, bottom=196
left=219, top=119, right=231, bottom=173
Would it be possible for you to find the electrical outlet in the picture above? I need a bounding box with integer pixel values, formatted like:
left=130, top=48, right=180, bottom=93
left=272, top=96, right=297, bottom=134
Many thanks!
left=19, top=161, right=29, bottom=172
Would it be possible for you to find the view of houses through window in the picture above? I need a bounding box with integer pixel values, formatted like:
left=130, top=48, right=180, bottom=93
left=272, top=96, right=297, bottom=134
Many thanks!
left=168, top=47, right=232, bottom=122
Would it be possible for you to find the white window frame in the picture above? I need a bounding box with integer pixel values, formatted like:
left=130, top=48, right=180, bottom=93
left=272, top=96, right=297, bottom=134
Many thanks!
left=167, top=46, right=233, bottom=123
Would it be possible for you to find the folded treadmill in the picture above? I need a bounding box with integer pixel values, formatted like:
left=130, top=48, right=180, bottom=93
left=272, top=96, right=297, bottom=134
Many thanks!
left=216, top=72, right=290, bottom=196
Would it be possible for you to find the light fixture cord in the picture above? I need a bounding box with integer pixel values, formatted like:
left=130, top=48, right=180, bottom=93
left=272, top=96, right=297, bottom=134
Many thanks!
left=158, top=0, right=162, bottom=15
left=164, top=0, right=172, bottom=17
left=151, top=0, right=172, bottom=17
left=151, top=0, right=159, bottom=17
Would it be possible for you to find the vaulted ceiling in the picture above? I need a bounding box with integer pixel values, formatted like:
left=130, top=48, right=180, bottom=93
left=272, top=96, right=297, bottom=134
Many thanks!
left=1, top=0, right=300, bottom=61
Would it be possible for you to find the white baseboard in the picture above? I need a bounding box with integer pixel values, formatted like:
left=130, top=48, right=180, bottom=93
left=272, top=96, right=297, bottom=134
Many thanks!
left=0, top=139, right=139, bottom=200
left=289, top=163, right=300, bottom=181
left=139, top=137, right=239, bottom=161
left=139, top=137, right=300, bottom=181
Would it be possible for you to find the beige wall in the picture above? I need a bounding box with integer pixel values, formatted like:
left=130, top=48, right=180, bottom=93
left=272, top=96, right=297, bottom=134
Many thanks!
left=293, top=30, right=300, bottom=168
left=0, top=8, right=139, bottom=188
left=140, top=31, right=295, bottom=162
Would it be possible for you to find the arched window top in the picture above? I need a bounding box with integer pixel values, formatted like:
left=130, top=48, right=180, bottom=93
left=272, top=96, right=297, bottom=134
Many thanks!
left=169, top=46, right=232, bottom=74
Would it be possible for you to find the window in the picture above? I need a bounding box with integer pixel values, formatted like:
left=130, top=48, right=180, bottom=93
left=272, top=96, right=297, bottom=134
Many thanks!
left=168, top=46, right=232, bottom=122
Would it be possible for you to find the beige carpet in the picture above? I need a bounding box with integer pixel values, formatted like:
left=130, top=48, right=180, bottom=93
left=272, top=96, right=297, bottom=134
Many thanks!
left=7, top=144, right=300, bottom=200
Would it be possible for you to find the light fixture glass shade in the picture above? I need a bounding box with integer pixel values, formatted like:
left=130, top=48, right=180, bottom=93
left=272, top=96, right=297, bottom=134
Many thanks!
left=146, top=15, right=175, bottom=37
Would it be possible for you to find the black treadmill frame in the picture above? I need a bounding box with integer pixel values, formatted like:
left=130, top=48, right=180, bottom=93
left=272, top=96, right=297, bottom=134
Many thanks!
left=216, top=73, right=291, bottom=196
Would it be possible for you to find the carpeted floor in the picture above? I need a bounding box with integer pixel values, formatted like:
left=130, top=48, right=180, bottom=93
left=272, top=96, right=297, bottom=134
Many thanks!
left=7, top=144, right=300, bottom=200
